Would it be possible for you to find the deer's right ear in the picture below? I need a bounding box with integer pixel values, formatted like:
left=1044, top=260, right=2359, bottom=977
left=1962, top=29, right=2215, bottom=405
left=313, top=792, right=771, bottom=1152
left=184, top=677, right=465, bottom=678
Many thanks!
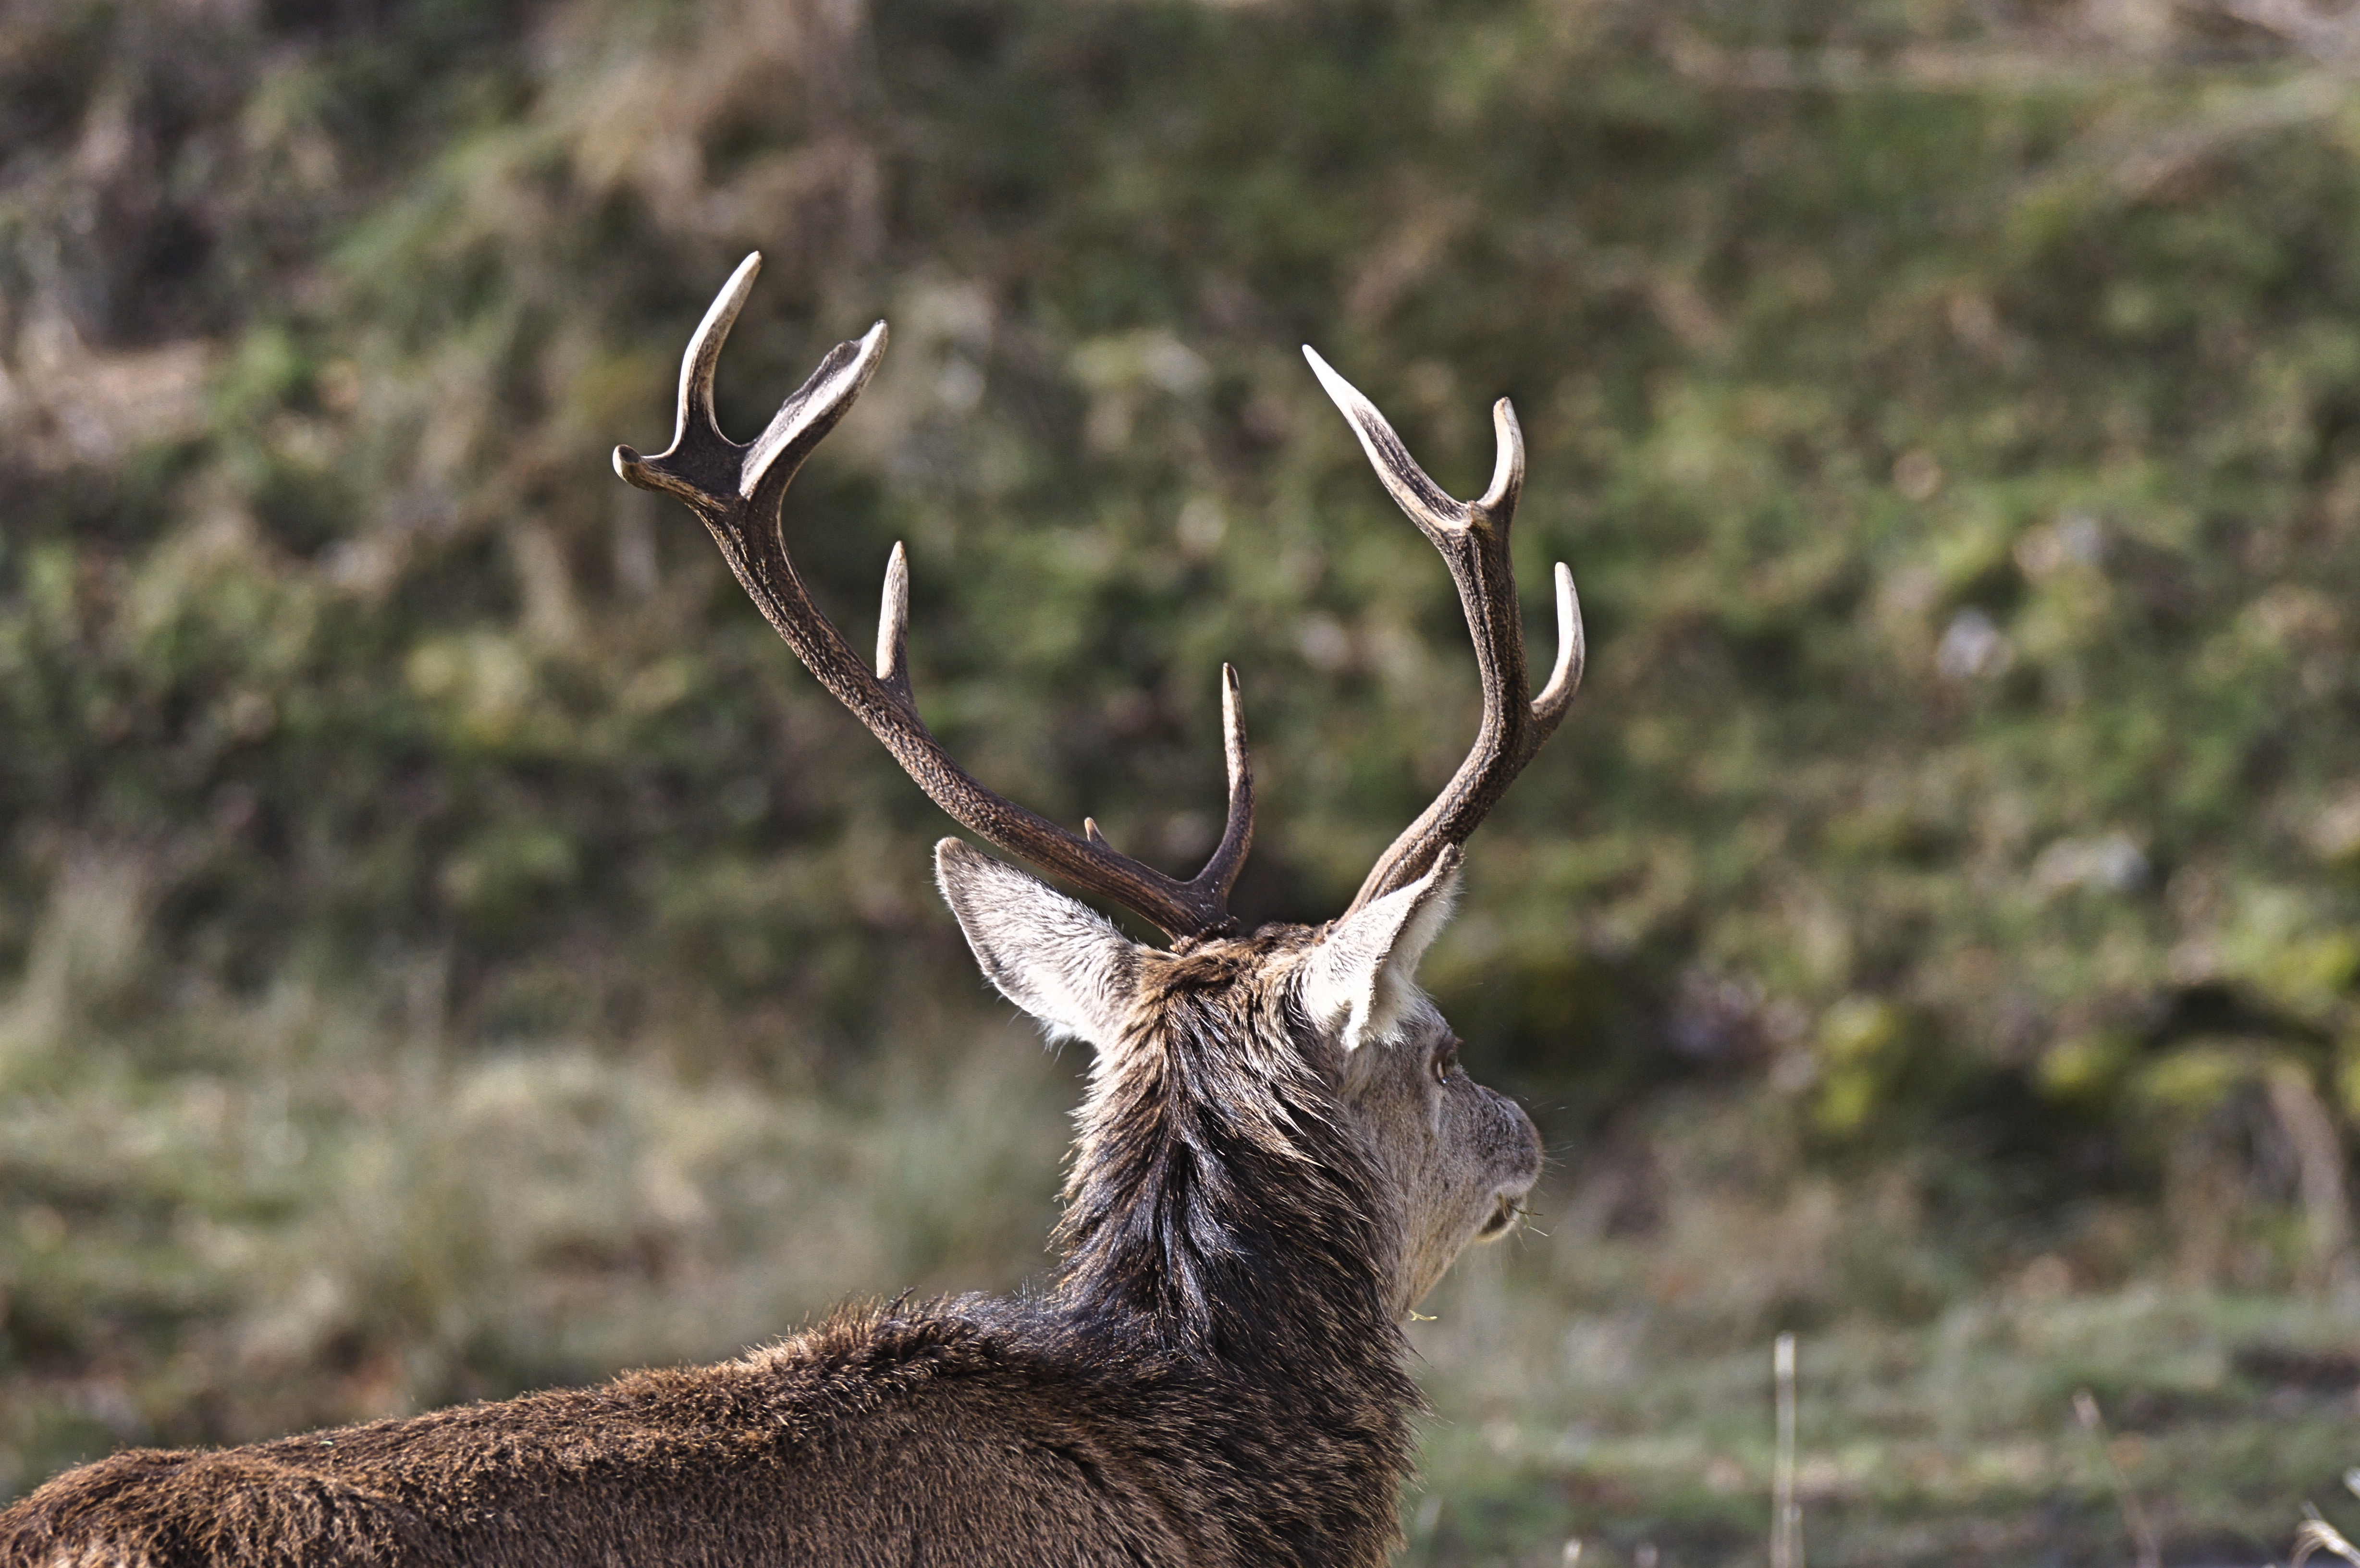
left=935, top=839, right=1143, bottom=1049
left=1299, top=845, right=1463, bottom=1052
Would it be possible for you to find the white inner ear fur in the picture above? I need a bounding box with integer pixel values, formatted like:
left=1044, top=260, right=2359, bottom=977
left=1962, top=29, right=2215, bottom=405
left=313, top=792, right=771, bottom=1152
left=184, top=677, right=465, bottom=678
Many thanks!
left=934, top=838, right=1143, bottom=1049
left=1298, top=846, right=1463, bottom=1053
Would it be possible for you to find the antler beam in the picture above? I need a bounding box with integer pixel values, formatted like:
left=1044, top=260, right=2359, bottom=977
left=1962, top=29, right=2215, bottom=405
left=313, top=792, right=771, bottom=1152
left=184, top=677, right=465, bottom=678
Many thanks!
left=615, top=254, right=1254, bottom=941
left=1303, top=347, right=1583, bottom=916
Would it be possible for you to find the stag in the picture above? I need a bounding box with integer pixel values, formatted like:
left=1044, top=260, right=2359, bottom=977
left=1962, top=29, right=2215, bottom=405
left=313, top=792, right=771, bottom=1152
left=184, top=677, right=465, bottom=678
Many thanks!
left=0, top=254, right=1580, bottom=1568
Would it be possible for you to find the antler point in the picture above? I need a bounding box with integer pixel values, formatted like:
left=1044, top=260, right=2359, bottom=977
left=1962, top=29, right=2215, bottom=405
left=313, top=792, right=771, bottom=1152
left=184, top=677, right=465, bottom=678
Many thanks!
left=1303, top=344, right=1353, bottom=400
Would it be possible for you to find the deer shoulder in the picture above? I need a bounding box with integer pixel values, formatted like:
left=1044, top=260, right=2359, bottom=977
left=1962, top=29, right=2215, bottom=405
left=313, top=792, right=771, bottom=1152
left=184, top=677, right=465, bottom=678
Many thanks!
left=0, top=253, right=1576, bottom=1568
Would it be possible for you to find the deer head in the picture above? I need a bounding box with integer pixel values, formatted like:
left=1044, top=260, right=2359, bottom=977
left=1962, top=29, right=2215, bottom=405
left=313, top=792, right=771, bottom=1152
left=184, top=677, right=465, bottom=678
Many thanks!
left=614, top=253, right=1579, bottom=1327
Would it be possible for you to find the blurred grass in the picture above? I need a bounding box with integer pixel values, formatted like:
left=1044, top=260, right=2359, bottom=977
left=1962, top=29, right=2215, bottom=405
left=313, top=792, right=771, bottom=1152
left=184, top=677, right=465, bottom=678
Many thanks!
left=14, top=0, right=2360, bottom=1559
left=1411, top=1255, right=2360, bottom=1567
left=1400, top=1084, right=2360, bottom=1563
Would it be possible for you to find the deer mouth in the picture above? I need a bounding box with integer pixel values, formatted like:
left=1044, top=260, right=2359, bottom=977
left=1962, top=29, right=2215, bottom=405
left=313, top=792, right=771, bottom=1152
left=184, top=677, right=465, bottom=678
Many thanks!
left=1476, top=1194, right=1523, bottom=1241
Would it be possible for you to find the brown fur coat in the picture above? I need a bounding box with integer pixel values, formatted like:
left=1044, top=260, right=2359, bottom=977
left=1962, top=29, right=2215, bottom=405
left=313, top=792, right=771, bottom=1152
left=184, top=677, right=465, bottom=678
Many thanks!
left=0, top=936, right=1421, bottom=1568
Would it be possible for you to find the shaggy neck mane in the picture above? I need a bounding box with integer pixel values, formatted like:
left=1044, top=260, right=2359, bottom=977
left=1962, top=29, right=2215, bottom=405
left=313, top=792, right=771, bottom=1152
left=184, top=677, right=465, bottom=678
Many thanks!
left=1030, top=932, right=1423, bottom=1568
left=1050, top=934, right=1403, bottom=1375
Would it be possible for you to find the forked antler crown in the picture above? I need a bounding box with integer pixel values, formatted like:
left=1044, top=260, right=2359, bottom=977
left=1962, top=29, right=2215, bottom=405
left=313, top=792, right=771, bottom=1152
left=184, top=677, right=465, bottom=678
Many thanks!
left=615, top=254, right=1252, bottom=941
left=614, top=254, right=1579, bottom=942
left=1300, top=348, right=1583, bottom=913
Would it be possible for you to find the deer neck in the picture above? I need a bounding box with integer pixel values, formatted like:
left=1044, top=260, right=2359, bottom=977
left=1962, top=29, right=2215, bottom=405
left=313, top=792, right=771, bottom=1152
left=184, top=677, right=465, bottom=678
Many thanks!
left=1050, top=943, right=1403, bottom=1377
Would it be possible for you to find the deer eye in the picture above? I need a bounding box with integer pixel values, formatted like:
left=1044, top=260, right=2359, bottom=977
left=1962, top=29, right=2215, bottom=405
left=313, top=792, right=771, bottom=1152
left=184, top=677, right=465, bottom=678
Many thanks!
left=1430, top=1039, right=1461, bottom=1086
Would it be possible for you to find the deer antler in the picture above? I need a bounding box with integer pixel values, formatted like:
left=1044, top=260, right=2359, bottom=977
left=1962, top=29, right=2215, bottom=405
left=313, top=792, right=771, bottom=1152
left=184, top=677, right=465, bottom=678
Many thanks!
left=1303, top=347, right=1583, bottom=916
left=615, top=254, right=1254, bottom=941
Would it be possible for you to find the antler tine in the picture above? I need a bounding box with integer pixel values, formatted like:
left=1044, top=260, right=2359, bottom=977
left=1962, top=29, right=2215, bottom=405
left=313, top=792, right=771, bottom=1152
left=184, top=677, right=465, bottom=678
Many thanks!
left=613, top=253, right=762, bottom=510
left=1086, top=664, right=1252, bottom=912
left=743, top=321, right=889, bottom=521
left=684, top=254, right=761, bottom=441
left=615, top=257, right=1255, bottom=942
left=1302, top=346, right=1585, bottom=916
left=1534, top=561, right=1585, bottom=726
left=614, top=253, right=889, bottom=526
left=1199, top=662, right=1256, bottom=903
left=1303, top=345, right=1473, bottom=536
left=876, top=541, right=915, bottom=708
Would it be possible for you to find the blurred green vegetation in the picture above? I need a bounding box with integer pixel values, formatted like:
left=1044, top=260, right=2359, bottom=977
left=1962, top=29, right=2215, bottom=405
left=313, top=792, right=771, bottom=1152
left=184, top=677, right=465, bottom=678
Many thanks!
left=12, top=0, right=2360, bottom=1557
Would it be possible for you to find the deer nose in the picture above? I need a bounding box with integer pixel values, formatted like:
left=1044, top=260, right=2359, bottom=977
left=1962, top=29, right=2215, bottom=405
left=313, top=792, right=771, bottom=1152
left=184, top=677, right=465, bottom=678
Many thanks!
left=1490, top=1091, right=1544, bottom=1191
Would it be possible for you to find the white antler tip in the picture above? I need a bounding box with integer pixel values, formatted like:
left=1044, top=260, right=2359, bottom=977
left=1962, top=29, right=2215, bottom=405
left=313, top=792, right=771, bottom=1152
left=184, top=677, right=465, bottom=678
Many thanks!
left=677, top=254, right=772, bottom=436
left=705, top=253, right=764, bottom=333
left=1302, top=344, right=1362, bottom=410
left=1532, top=561, right=1584, bottom=716
left=875, top=542, right=913, bottom=688
left=717, top=254, right=762, bottom=315
left=1477, top=399, right=1524, bottom=514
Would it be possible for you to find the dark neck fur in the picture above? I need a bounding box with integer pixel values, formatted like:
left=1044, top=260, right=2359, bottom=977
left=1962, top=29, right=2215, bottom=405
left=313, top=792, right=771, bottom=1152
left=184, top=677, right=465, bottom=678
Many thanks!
left=1044, top=935, right=1420, bottom=1565
left=1049, top=934, right=1406, bottom=1376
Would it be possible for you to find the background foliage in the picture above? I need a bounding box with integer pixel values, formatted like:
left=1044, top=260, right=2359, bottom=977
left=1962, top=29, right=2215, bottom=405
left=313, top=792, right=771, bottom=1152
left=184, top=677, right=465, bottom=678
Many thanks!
left=12, top=0, right=2360, bottom=1560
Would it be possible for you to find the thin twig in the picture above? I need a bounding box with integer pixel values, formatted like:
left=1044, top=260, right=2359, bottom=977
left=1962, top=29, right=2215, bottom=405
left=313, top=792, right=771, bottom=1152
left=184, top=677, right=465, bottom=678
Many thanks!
left=1771, top=1333, right=1802, bottom=1568
left=2073, top=1388, right=2161, bottom=1568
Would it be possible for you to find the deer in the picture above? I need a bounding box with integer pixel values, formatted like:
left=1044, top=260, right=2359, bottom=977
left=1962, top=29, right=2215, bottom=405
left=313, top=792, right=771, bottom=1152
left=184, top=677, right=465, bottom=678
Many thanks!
left=0, top=252, right=1581, bottom=1568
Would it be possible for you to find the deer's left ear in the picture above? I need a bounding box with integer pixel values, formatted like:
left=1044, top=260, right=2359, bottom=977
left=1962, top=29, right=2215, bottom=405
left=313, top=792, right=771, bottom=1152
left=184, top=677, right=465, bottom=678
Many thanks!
left=935, top=839, right=1144, bottom=1050
left=1299, top=845, right=1463, bottom=1052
